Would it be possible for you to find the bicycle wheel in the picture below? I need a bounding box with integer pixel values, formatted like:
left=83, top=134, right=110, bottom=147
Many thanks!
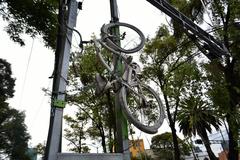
left=101, top=22, right=145, bottom=54
left=119, top=82, right=165, bottom=134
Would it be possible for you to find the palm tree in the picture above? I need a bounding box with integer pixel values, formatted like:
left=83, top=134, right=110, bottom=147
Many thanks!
left=177, top=95, right=221, bottom=160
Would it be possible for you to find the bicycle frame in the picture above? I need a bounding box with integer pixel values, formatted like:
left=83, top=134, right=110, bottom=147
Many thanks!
left=94, top=38, right=148, bottom=104
left=122, top=64, right=148, bottom=104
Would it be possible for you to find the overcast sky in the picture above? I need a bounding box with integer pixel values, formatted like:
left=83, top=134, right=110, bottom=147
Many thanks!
left=0, top=0, right=224, bottom=154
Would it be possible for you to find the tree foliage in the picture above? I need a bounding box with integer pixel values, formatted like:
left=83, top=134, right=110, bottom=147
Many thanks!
left=0, top=58, right=31, bottom=160
left=177, top=95, right=221, bottom=160
left=168, top=0, right=240, bottom=159
left=0, top=103, right=31, bottom=160
left=150, top=132, right=190, bottom=160
left=65, top=44, right=116, bottom=153
left=0, top=58, right=15, bottom=101
left=0, top=0, right=58, bottom=49
left=34, top=142, right=46, bottom=159
left=141, top=24, right=203, bottom=160
left=144, top=0, right=240, bottom=159
left=64, top=112, right=90, bottom=153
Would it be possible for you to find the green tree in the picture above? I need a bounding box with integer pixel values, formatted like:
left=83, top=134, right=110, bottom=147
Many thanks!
left=0, top=104, right=31, bottom=160
left=141, top=25, right=200, bottom=160
left=177, top=95, right=221, bottom=160
left=64, top=112, right=90, bottom=153
left=167, top=0, right=240, bottom=159
left=0, top=58, right=15, bottom=101
left=0, top=58, right=31, bottom=160
left=150, top=132, right=190, bottom=160
left=0, top=0, right=58, bottom=49
left=35, top=142, right=46, bottom=159
left=65, top=45, right=116, bottom=153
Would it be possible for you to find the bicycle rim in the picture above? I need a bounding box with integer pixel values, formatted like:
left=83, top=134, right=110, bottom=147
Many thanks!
left=101, top=22, right=145, bottom=54
left=119, top=82, right=165, bottom=134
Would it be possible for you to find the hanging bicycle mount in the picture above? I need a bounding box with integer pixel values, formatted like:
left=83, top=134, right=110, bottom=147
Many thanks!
left=45, top=0, right=229, bottom=160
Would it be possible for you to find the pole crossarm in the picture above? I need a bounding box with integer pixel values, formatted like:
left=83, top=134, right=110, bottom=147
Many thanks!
left=146, top=0, right=229, bottom=58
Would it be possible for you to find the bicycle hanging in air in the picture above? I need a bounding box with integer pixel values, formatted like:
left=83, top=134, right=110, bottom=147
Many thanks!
left=68, top=22, right=165, bottom=134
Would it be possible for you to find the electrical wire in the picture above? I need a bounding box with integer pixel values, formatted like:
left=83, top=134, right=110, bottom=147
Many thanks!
left=19, top=38, right=35, bottom=108
left=29, top=79, right=52, bottom=131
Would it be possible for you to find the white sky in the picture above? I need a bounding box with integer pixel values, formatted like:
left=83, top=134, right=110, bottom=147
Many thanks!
left=0, top=0, right=224, bottom=154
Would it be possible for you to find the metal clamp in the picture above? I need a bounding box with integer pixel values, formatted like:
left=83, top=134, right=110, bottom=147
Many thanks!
left=53, top=99, right=66, bottom=108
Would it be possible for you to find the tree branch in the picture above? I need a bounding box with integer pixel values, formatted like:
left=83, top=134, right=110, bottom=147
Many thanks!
left=213, top=0, right=225, bottom=24
left=173, top=96, right=180, bottom=123
left=223, top=1, right=230, bottom=49
left=64, top=136, right=81, bottom=152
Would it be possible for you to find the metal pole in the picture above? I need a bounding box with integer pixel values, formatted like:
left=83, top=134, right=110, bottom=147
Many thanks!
left=109, top=1, right=130, bottom=159
left=44, top=0, right=78, bottom=160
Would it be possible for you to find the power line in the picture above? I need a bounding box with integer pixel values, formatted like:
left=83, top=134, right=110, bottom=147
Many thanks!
left=19, top=38, right=35, bottom=108
left=29, top=79, right=52, bottom=131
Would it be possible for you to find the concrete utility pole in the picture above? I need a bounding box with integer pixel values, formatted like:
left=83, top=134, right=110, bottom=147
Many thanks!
left=109, top=0, right=130, bottom=159
left=44, top=0, right=78, bottom=160
left=44, top=0, right=129, bottom=159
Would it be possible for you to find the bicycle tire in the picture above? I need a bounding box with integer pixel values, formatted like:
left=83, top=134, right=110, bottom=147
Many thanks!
left=94, top=39, right=132, bottom=75
left=101, top=22, right=145, bottom=54
left=119, top=82, right=165, bottom=134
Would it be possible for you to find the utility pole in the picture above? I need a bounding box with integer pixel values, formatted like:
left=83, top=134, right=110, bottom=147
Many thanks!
left=109, top=1, right=130, bottom=159
left=44, top=0, right=78, bottom=160
left=43, top=0, right=129, bottom=159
